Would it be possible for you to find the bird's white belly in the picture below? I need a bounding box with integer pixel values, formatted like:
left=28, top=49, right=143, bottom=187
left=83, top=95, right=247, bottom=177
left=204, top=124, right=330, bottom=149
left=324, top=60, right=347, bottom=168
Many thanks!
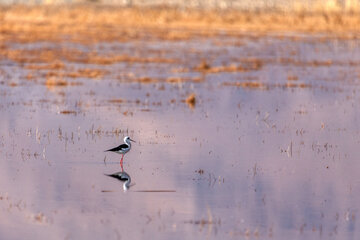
left=116, top=148, right=129, bottom=154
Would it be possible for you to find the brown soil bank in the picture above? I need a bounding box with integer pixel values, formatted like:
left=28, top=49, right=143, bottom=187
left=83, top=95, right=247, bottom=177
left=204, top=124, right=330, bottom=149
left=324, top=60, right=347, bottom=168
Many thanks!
left=0, top=5, right=360, bottom=44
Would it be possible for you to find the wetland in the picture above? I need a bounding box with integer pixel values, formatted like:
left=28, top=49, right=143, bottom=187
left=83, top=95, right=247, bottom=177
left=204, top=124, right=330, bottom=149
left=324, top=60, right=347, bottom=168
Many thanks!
left=1, top=5, right=360, bottom=240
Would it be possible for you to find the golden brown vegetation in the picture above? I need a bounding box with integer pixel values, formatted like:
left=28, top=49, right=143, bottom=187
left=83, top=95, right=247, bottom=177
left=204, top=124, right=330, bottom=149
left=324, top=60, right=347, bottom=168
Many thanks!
left=222, top=81, right=311, bottom=89
left=287, top=75, right=299, bottom=81
left=223, top=81, right=266, bottom=89
left=0, top=5, right=354, bottom=92
left=45, top=77, right=82, bottom=90
left=59, top=110, right=77, bottom=115
left=185, top=93, right=196, bottom=109
left=45, top=77, right=68, bottom=87
left=194, top=59, right=263, bottom=73
left=47, top=69, right=106, bottom=79
left=0, top=5, right=360, bottom=46
left=26, top=62, right=65, bottom=70
left=108, top=99, right=126, bottom=104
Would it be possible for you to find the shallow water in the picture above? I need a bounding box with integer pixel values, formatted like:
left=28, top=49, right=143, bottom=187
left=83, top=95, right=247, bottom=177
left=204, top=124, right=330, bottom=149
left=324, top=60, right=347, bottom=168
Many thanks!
left=1, top=32, right=360, bottom=239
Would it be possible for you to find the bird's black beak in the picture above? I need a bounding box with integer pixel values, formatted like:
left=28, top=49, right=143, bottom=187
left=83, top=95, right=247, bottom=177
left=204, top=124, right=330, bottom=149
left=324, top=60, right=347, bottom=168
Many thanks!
left=130, top=138, right=136, bottom=143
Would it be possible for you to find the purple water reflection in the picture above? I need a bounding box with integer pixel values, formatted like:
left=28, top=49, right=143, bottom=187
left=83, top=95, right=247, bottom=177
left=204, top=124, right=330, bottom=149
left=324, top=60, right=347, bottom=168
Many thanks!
left=0, top=34, right=360, bottom=239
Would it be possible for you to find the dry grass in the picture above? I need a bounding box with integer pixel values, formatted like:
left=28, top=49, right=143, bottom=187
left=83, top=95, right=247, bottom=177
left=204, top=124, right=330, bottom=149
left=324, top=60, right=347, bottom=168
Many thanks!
left=45, top=69, right=105, bottom=79
left=26, top=62, right=65, bottom=70
left=194, top=59, right=263, bottom=73
left=284, top=82, right=311, bottom=88
left=0, top=5, right=355, bottom=92
left=287, top=75, right=299, bottom=81
left=66, top=69, right=106, bottom=78
left=0, top=5, right=360, bottom=46
left=223, top=81, right=266, bottom=89
left=45, top=77, right=68, bottom=87
left=0, top=47, right=176, bottom=68
left=59, top=110, right=77, bottom=115
left=0, top=6, right=358, bottom=88
left=136, top=77, right=158, bottom=84
left=185, top=93, right=196, bottom=109
left=45, top=77, right=82, bottom=90
left=108, top=99, right=126, bottom=103
left=166, top=77, right=203, bottom=83
left=223, top=81, right=311, bottom=89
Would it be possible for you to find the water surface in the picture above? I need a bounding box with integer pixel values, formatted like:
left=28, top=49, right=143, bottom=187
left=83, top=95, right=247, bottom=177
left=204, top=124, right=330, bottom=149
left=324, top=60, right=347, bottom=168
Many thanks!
left=1, top=33, right=360, bottom=239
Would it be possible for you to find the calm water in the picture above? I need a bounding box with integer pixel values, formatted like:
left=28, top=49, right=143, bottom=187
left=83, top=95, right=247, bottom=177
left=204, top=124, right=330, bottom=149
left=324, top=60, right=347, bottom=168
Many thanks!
left=1, top=33, right=360, bottom=239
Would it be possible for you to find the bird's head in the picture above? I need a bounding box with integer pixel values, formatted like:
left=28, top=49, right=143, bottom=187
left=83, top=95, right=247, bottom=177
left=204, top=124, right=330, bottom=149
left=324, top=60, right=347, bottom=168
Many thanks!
left=124, top=136, right=136, bottom=144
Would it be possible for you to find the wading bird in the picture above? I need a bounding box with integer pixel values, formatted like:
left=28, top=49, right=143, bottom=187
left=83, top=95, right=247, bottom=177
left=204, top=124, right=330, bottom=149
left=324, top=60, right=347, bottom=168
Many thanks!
left=105, top=171, right=132, bottom=191
left=105, top=136, right=136, bottom=166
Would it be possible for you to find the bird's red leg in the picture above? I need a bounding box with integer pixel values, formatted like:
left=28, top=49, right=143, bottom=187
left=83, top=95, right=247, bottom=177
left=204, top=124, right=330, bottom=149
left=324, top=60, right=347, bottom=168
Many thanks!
left=120, top=154, right=124, bottom=166
left=120, top=163, right=124, bottom=172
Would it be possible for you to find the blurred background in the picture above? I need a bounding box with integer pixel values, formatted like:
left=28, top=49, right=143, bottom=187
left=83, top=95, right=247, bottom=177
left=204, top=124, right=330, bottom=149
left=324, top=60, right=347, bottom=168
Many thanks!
left=0, top=0, right=360, bottom=12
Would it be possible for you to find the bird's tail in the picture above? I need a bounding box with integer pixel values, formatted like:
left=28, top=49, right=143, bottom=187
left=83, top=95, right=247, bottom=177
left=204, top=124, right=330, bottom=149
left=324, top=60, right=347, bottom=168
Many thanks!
left=104, top=173, right=116, bottom=178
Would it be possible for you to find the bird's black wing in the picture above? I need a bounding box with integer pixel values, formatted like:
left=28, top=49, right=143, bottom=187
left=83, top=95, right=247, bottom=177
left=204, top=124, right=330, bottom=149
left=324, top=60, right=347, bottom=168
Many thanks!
left=105, top=172, right=130, bottom=181
left=110, top=174, right=128, bottom=181
left=105, top=144, right=128, bottom=152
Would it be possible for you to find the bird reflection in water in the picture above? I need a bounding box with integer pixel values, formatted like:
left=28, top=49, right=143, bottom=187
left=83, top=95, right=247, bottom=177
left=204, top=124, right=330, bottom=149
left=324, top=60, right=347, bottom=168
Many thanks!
left=105, top=171, right=133, bottom=191
left=105, top=167, right=176, bottom=193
